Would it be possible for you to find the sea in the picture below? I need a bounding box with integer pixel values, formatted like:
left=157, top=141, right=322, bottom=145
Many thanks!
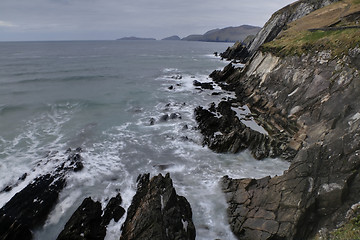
left=0, top=40, right=290, bottom=240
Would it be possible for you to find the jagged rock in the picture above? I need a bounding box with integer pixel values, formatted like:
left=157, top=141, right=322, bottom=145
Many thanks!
left=57, top=194, right=125, bottom=240
left=195, top=101, right=293, bottom=160
left=102, top=194, right=125, bottom=226
left=0, top=174, right=66, bottom=230
left=0, top=148, right=84, bottom=239
left=57, top=197, right=106, bottom=240
left=120, top=173, right=195, bottom=240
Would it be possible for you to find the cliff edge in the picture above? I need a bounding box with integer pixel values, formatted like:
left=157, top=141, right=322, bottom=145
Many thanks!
left=200, top=0, right=360, bottom=239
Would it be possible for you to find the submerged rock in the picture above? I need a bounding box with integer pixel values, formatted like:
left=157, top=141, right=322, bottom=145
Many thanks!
left=120, top=173, right=196, bottom=240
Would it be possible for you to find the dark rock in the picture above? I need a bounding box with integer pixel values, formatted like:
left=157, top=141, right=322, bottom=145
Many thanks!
left=195, top=101, right=293, bottom=160
left=159, top=114, right=169, bottom=122
left=0, top=148, right=85, bottom=239
left=0, top=214, right=32, bottom=240
left=0, top=173, right=66, bottom=229
left=102, top=194, right=125, bottom=225
left=192, top=80, right=214, bottom=90
left=168, top=85, right=174, bottom=90
left=149, top=118, right=155, bottom=125
left=57, top=193, right=125, bottom=240
left=57, top=197, right=106, bottom=240
left=170, top=112, right=181, bottom=119
left=120, top=173, right=196, bottom=240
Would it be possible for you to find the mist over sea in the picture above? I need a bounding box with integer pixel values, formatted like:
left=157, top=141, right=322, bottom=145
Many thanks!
left=0, top=40, right=289, bottom=239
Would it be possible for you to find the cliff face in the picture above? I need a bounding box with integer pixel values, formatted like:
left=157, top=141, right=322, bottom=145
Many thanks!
left=219, top=48, right=360, bottom=239
left=203, top=0, right=360, bottom=239
left=221, top=0, right=340, bottom=62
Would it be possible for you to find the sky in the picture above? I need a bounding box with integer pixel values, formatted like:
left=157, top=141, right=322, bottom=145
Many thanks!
left=0, top=0, right=296, bottom=41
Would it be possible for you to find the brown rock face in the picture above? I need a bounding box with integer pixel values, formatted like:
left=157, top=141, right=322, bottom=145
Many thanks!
left=120, top=173, right=196, bottom=240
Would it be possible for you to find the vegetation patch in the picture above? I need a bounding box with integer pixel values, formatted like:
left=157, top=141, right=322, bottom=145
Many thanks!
left=260, top=0, right=360, bottom=57
left=328, top=214, right=360, bottom=239
left=261, top=28, right=360, bottom=57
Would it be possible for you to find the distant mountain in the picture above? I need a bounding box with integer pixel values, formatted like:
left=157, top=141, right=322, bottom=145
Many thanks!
left=161, top=35, right=181, bottom=41
left=182, top=25, right=261, bottom=43
left=117, top=37, right=156, bottom=41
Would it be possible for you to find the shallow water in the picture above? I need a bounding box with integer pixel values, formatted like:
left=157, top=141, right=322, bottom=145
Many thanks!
left=0, top=40, right=289, bottom=240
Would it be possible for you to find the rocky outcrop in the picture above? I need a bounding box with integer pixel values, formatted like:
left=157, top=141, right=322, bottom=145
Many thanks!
left=215, top=47, right=360, bottom=239
left=0, top=148, right=84, bottom=240
left=221, top=0, right=340, bottom=62
left=57, top=194, right=125, bottom=240
left=120, top=173, right=195, bottom=240
left=195, top=100, right=296, bottom=160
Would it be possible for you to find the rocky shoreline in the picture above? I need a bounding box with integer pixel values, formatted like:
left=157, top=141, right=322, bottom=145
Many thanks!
left=198, top=0, right=360, bottom=238
left=1, top=0, right=359, bottom=239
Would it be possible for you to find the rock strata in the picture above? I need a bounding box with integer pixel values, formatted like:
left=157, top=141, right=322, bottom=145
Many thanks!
left=213, top=47, right=360, bottom=238
left=120, top=173, right=196, bottom=240
left=195, top=101, right=295, bottom=160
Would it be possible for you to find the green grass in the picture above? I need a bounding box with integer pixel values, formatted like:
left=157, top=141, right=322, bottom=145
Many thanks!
left=354, top=0, right=360, bottom=5
left=261, top=28, right=360, bottom=57
left=329, top=214, right=360, bottom=239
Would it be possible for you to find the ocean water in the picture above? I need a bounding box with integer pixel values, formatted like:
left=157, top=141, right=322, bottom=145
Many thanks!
left=0, top=40, right=289, bottom=240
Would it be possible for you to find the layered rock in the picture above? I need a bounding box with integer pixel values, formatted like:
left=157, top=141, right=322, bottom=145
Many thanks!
left=120, top=173, right=195, bottom=240
left=216, top=47, right=360, bottom=238
left=0, top=148, right=83, bottom=240
left=220, top=0, right=340, bottom=62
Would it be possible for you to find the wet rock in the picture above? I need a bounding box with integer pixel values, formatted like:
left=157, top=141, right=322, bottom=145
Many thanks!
left=159, top=114, right=169, bottom=122
left=0, top=148, right=85, bottom=239
left=0, top=214, right=32, bottom=240
left=57, top=194, right=125, bottom=240
left=168, top=85, right=174, bottom=90
left=102, top=193, right=125, bottom=225
left=170, top=112, right=181, bottom=119
left=192, top=80, right=214, bottom=90
left=57, top=197, right=106, bottom=240
left=0, top=173, right=66, bottom=232
left=120, top=173, right=196, bottom=240
left=149, top=117, right=155, bottom=125
left=195, top=101, right=293, bottom=160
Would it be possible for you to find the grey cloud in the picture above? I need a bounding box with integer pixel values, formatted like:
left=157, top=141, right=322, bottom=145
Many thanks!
left=0, top=0, right=295, bottom=41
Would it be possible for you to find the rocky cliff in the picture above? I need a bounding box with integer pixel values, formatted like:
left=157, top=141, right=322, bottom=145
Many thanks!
left=198, top=0, right=360, bottom=239
left=221, top=0, right=340, bottom=62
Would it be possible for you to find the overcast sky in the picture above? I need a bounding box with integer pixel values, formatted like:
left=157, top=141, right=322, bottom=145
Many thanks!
left=0, top=0, right=296, bottom=41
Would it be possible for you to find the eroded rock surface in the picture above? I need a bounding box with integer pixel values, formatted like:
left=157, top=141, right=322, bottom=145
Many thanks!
left=120, top=173, right=195, bottom=240
left=216, top=49, right=360, bottom=239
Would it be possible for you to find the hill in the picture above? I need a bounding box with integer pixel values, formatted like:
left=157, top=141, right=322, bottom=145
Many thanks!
left=117, top=37, right=156, bottom=41
left=161, top=35, right=181, bottom=41
left=261, top=0, right=360, bottom=56
left=182, top=25, right=261, bottom=42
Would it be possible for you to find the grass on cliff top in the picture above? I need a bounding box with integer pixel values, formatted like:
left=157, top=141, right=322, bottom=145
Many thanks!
left=261, top=0, right=360, bottom=57
left=328, top=213, right=360, bottom=239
